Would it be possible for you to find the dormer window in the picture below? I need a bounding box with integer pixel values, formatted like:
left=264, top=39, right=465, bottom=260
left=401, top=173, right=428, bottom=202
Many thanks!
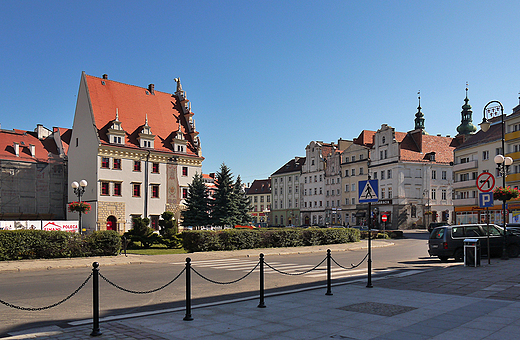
left=108, top=109, right=126, bottom=145
left=138, top=114, right=155, bottom=149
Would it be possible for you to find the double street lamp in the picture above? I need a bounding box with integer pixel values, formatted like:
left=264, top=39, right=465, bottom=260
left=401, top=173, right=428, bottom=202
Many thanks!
left=480, top=100, right=513, bottom=259
left=71, top=180, right=88, bottom=234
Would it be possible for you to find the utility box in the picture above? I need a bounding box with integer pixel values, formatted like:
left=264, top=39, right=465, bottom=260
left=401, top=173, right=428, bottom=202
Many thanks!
left=464, top=238, right=481, bottom=267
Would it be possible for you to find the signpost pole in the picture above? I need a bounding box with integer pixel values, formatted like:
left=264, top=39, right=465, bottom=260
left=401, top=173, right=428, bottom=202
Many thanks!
left=367, top=201, right=372, bottom=288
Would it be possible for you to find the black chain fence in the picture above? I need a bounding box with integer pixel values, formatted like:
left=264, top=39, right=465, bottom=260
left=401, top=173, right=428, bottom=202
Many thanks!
left=191, top=262, right=259, bottom=284
left=0, top=272, right=92, bottom=311
left=0, top=248, right=374, bottom=337
left=99, top=267, right=186, bottom=294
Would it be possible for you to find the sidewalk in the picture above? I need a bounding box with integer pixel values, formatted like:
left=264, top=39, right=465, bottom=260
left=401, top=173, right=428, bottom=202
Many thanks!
left=5, top=241, right=520, bottom=339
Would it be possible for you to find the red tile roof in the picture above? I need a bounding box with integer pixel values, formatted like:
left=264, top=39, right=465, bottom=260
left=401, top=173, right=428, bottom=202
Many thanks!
left=395, top=131, right=456, bottom=164
left=354, top=130, right=376, bottom=147
left=0, top=129, right=56, bottom=163
left=85, top=74, right=201, bottom=158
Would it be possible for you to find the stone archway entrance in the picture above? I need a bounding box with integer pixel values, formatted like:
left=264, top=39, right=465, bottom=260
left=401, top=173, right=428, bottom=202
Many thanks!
left=106, top=215, right=117, bottom=231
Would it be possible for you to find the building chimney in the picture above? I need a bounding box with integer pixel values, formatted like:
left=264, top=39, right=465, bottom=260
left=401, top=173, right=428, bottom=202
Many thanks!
left=29, top=144, right=35, bottom=157
left=13, top=142, right=19, bottom=156
left=102, top=74, right=108, bottom=79
left=148, top=84, right=155, bottom=95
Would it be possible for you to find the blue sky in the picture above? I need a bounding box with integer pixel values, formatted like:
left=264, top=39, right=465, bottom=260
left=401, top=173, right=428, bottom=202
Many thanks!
left=1, top=1, right=520, bottom=184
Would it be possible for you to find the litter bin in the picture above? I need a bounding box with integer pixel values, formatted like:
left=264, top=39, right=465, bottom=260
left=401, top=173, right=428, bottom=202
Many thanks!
left=463, top=238, right=481, bottom=267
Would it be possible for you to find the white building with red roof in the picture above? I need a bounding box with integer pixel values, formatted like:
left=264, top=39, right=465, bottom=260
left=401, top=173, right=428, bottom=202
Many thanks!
left=68, top=73, right=203, bottom=233
left=0, top=124, right=70, bottom=220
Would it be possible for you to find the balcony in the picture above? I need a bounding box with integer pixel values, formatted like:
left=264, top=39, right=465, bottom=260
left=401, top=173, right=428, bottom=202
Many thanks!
left=505, top=130, right=520, bottom=142
left=506, top=151, right=520, bottom=161
left=453, top=160, right=478, bottom=172
left=452, top=180, right=476, bottom=190
left=453, top=197, right=478, bottom=206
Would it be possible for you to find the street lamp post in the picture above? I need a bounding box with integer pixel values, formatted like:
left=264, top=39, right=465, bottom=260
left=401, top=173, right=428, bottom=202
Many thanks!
left=71, top=180, right=88, bottom=234
left=480, top=101, right=513, bottom=260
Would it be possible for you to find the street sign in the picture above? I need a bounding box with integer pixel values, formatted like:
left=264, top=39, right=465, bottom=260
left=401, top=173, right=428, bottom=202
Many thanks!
left=358, top=179, right=379, bottom=203
left=477, top=172, right=495, bottom=192
left=479, top=192, right=494, bottom=208
left=381, top=215, right=387, bottom=222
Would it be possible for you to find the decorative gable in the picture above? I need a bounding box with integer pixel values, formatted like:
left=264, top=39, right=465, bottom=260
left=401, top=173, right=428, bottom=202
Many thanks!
left=107, top=109, right=126, bottom=145
left=172, top=118, right=187, bottom=153
left=138, top=114, right=155, bottom=149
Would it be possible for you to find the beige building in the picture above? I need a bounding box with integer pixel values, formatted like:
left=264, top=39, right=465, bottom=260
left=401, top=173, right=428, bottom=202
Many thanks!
left=246, top=179, right=271, bottom=227
left=340, top=131, right=373, bottom=226
left=454, top=96, right=520, bottom=224
left=271, top=157, right=304, bottom=226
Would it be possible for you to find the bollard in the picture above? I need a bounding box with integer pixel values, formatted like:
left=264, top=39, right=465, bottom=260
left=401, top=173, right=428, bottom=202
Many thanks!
left=90, top=262, right=102, bottom=336
left=183, top=258, right=193, bottom=321
left=258, top=253, right=266, bottom=308
left=326, top=249, right=333, bottom=295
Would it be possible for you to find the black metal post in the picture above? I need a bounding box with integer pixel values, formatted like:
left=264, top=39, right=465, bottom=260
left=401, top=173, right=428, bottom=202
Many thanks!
left=183, top=258, right=193, bottom=321
left=326, top=249, right=333, bottom=295
left=90, top=262, right=102, bottom=336
left=486, top=207, right=491, bottom=265
left=258, top=253, right=266, bottom=308
left=367, top=202, right=373, bottom=288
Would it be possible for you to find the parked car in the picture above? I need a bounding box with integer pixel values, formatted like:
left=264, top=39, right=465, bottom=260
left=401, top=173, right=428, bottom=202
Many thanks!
left=427, top=222, right=450, bottom=233
left=428, top=224, right=520, bottom=262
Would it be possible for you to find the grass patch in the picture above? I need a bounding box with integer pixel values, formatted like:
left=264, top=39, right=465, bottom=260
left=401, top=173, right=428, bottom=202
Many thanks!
left=124, top=247, right=187, bottom=255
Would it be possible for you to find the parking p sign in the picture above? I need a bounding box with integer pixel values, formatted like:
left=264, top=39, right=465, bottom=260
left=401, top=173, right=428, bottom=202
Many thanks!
left=479, top=192, right=494, bottom=208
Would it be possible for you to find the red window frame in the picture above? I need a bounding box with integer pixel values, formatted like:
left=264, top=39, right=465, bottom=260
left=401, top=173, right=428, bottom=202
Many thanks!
left=101, top=157, right=110, bottom=169
left=134, top=160, right=141, bottom=172
left=151, top=184, right=159, bottom=198
left=113, top=182, right=121, bottom=196
left=182, top=188, right=188, bottom=199
left=113, top=158, right=121, bottom=170
left=133, top=183, right=141, bottom=197
left=182, top=166, right=188, bottom=176
left=152, top=163, right=159, bottom=173
left=101, top=182, right=109, bottom=196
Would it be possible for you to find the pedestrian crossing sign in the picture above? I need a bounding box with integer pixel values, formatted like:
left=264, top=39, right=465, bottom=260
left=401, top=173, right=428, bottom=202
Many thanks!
left=358, top=179, right=379, bottom=203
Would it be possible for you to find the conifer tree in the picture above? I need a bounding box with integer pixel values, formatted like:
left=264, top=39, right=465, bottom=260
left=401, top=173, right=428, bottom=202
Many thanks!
left=211, top=163, right=237, bottom=227
left=233, top=175, right=252, bottom=225
left=181, top=172, right=210, bottom=227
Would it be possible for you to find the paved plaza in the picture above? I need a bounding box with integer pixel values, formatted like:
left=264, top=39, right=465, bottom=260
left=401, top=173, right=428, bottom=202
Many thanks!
left=3, top=239, right=520, bottom=339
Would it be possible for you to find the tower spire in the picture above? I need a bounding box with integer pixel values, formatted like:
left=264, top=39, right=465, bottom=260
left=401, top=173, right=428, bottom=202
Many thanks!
left=414, top=90, right=425, bottom=131
left=456, top=83, right=477, bottom=135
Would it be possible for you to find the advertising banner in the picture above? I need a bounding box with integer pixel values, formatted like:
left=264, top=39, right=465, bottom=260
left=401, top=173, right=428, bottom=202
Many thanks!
left=42, top=221, right=79, bottom=233
left=0, top=221, right=78, bottom=233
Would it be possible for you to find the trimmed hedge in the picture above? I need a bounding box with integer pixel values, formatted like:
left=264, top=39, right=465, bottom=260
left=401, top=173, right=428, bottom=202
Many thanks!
left=0, top=230, right=121, bottom=261
left=181, top=227, right=360, bottom=253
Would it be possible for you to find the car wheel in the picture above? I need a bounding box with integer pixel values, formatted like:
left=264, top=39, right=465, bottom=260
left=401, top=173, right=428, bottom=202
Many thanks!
left=454, top=248, right=464, bottom=262
left=438, top=256, right=449, bottom=262
left=507, top=244, right=520, bottom=258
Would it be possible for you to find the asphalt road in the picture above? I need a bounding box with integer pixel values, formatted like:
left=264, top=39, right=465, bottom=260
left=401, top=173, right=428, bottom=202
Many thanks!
left=0, top=231, right=451, bottom=337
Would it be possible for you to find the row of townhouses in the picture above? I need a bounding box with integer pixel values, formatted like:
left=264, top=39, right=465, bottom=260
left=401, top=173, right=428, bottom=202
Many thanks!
left=0, top=73, right=203, bottom=233
left=247, top=90, right=520, bottom=229
left=3, top=74, right=520, bottom=231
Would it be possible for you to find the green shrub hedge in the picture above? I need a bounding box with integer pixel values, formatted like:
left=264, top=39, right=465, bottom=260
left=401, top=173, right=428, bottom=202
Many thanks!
left=181, top=227, right=361, bottom=253
left=0, top=230, right=121, bottom=261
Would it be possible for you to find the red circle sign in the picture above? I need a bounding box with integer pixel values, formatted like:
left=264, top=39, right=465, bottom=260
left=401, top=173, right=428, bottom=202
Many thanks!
left=382, top=215, right=388, bottom=222
left=476, top=172, right=495, bottom=192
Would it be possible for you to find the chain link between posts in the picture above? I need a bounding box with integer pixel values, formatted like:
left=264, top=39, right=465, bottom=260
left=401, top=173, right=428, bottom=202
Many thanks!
left=191, top=261, right=260, bottom=284
left=99, top=267, right=186, bottom=294
left=331, top=252, right=369, bottom=269
left=264, top=257, right=327, bottom=276
left=0, top=273, right=92, bottom=311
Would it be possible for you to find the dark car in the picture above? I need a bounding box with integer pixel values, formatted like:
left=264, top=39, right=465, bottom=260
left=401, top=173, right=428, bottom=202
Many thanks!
left=427, top=222, right=450, bottom=233
left=428, top=224, right=520, bottom=262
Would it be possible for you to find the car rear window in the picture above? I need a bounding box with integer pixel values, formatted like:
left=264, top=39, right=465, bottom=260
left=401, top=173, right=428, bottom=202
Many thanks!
left=430, top=228, right=445, bottom=239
